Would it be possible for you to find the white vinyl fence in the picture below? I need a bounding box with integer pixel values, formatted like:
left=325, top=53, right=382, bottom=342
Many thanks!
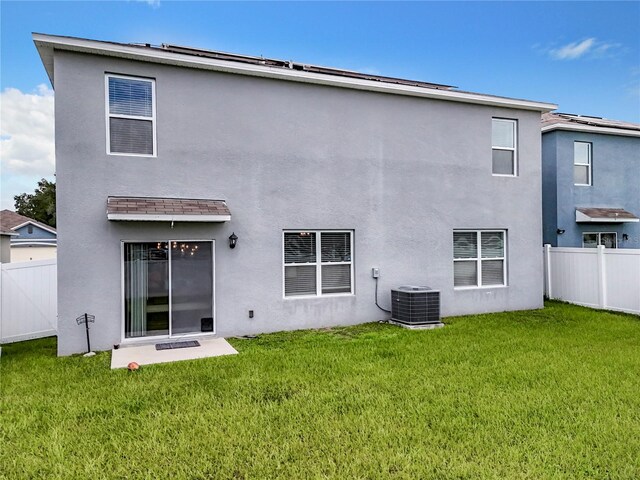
left=544, top=245, right=640, bottom=315
left=0, top=259, right=57, bottom=343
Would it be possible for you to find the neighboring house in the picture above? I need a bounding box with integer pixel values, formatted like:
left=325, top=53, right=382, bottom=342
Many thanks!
left=0, top=210, right=57, bottom=262
left=541, top=113, right=640, bottom=249
left=34, top=33, right=556, bottom=355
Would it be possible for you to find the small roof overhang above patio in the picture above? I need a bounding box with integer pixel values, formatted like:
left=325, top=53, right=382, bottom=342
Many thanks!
left=107, top=196, right=231, bottom=222
left=576, top=207, right=639, bottom=223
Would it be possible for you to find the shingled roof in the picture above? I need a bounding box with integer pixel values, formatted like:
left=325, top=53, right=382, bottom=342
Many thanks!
left=576, top=207, right=639, bottom=223
left=0, top=209, right=56, bottom=233
left=542, top=112, right=640, bottom=135
left=107, top=197, right=231, bottom=222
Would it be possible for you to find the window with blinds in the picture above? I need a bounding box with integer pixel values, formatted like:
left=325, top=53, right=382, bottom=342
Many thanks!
left=492, top=118, right=517, bottom=176
left=284, top=231, right=353, bottom=297
left=453, top=230, right=506, bottom=288
left=106, top=75, right=156, bottom=156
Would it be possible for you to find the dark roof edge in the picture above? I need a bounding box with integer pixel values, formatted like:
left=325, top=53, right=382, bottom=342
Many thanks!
left=33, top=33, right=557, bottom=112
left=542, top=112, right=640, bottom=137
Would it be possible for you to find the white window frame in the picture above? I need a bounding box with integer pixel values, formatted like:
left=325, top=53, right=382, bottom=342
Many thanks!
left=105, top=73, right=157, bottom=157
left=574, top=141, right=592, bottom=186
left=453, top=229, right=508, bottom=289
left=491, top=118, right=518, bottom=177
left=582, top=232, right=617, bottom=248
left=119, top=239, right=216, bottom=344
left=282, top=230, right=354, bottom=298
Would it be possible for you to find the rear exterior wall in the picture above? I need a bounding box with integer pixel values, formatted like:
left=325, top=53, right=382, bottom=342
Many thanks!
left=54, top=51, right=544, bottom=355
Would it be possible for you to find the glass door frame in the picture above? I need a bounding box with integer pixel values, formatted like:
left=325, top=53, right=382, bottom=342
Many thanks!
left=120, top=238, right=216, bottom=344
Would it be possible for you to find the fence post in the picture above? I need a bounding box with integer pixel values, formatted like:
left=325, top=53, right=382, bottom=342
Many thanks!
left=597, top=245, right=607, bottom=308
left=544, top=244, right=552, bottom=299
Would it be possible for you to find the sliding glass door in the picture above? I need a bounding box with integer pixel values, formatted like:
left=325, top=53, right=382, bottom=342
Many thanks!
left=170, top=241, right=214, bottom=335
left=123, top=240, right=214, bottom=339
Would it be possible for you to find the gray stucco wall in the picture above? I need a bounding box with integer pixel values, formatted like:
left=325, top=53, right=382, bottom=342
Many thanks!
left=542, top=130, right=640, bottom=248
left=54, top=50, right=545, bottom=355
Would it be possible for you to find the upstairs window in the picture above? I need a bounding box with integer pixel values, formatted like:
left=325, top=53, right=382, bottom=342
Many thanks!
left=574, top=142, right=592, bottom=186
left=453, top=230, right=507, bottom=288
left=283, top=231, right=353, bottom=297
left=492, top=118, right=517, bottom=176
left=106, top=75, right=156, bottom=156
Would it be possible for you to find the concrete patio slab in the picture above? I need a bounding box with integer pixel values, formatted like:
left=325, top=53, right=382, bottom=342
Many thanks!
left=110, top=337, right=238, bottom=369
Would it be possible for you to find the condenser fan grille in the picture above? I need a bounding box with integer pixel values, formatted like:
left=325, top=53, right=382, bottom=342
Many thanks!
left=391, top=286, right=440, bottom=325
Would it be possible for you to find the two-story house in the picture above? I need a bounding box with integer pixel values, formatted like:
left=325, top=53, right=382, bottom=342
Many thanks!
left=34, top=33, right=556, bottom=355
left=542, top=113, right=640, bottom=249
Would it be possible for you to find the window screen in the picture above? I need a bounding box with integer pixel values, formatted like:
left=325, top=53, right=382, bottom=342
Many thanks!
left=284, top=231, right=353, bottom=297
left=574, top=142, right=592, bottom=186
left=454, top=230, right=506, bottom=287
left=492, top=119, right=517, bottom=176
left=107, top=75, right=155, bottom=155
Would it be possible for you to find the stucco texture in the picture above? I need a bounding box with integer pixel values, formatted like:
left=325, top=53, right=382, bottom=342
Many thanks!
left=54, top=51, right=544, bottom=355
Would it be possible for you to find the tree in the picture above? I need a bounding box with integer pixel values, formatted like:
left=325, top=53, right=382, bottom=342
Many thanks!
left=14, top=178, right=56, bottom=227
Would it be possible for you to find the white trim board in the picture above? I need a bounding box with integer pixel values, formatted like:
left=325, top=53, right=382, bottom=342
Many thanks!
left=108, top=213, right=231, bottom=222
left=576, top=211, right=639, bottom=223
left=11, top=221, right=57, bottom=235
left=10, top=242, right=57, bottom=247
left=542, top=123, right=640, bottom=138
left=33, top=33, right=557, bottom=112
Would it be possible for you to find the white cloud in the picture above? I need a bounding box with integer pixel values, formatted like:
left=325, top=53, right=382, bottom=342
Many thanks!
left=136, top=0, right=160, bottom=8
left=547, top=38, right=622, bottom=61
left=0, top=85, right=55, bottom=209
left=1, top=84, right=54, bottom=176
left=550, top=38, right=596, bottom=60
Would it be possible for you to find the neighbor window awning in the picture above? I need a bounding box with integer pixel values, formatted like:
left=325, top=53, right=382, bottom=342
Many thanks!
left=576, top=208, right=639, bottom=223
left=107, top=197, right=231, bottom=222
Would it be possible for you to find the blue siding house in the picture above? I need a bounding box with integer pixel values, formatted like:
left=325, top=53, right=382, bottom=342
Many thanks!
left=0, top=210, right=57, bottom=261
left=541, top=113, right=640, bottom=249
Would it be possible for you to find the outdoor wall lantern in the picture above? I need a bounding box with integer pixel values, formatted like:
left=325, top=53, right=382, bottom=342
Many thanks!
left=557, top=229, right=566, bottom=235
left=622, top=234, right=629, bottom=241
left=229, top=232, right=238, bottom=249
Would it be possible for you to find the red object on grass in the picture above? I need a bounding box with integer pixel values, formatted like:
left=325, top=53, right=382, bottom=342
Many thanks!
left=127, top=362, right=140, bottom=371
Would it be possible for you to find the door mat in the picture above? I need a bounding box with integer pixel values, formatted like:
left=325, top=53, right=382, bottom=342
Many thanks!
left=155, top=340, right=201, bottom=351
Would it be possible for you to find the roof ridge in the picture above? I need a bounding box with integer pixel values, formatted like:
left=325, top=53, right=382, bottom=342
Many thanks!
left=0, top=209, right=56, bottom=232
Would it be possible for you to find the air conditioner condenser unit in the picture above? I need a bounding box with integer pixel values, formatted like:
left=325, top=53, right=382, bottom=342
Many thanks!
left=390, top=286, right=444, bottom=329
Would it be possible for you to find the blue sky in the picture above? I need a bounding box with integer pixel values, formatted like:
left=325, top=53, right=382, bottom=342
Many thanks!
left=1, top=1, right=639, bottom=208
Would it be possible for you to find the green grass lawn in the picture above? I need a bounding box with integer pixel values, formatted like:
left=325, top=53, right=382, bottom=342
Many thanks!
left=1, top=301, right=639, bottom=479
